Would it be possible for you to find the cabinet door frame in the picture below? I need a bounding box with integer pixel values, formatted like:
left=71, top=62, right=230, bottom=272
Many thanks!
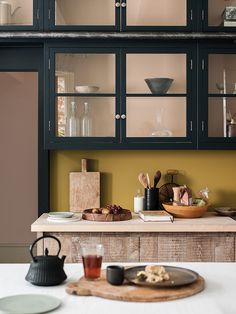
left=121, top=0, right=196, bottom=32
left=0, top=0, right=42, bottom=31
left=120, top=44, right=197, bottom=149
left=45, top=0, right=120, bottom=31
left=45, top=44, right=121, bottom=149
left=198, top=43, right=236, bottom=149
left=201, top=0, right=236, bottom=32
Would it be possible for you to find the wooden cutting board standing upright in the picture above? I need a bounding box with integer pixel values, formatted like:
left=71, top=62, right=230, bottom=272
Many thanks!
left=69, top=159, right=100, bottom=212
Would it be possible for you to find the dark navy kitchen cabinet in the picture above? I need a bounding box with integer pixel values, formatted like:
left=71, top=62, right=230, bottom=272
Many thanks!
left=201, top=0, right=236, bottom=32
left=45, top=0, right=196, bottom=32
left=0, top=0, right=43, bottom=31
left=199, top=43, right=236, bottom=149
left=44, top=43, right=197, bottom=149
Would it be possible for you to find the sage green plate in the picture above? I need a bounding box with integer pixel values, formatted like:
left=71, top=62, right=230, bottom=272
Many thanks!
left=48, top=212, right=74, bottom=219
left=0, top=294, right=61, bottom=314
left=125, top=265, right=198, bottom=288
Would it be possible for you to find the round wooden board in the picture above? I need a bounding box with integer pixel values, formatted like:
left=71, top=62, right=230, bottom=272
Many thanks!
left=82, top=209, right=132, bottom=222
left=66, top=270, right=205, bottom=302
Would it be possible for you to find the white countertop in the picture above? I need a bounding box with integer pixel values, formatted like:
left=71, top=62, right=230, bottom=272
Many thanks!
left=31, top=213, right=236, bottom=233
left=0, top=263, right=235, bottom=314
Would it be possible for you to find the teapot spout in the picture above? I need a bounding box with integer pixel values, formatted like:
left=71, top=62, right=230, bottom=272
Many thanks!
left=61, top=255, right=66, bottom=265
left=11, top=6, right=21, bottom=17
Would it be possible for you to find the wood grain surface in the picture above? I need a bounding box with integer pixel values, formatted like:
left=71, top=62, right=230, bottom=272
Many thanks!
left=41, top=231, right=235, bottom=263
left=66, top=270, right=205, bottom=302
left=69, top=159, right=100, bottom=212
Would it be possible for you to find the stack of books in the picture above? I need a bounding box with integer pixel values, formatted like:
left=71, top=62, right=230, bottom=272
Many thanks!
left=139, top=210, right=174, bottom=222
left=223, top=6, right=236, bottom=27
left=224, top=20, right=236, bottom=27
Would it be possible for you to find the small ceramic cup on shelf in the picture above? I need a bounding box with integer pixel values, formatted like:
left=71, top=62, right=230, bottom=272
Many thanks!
left=106, top=265, right=124, bottom=286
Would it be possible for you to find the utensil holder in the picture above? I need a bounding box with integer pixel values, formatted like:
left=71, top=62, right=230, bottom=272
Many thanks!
left=144, top=188, right=159, bottom=210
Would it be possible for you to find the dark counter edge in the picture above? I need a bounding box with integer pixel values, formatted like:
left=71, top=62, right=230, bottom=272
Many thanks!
left=1, top=32, right=236, bottom=39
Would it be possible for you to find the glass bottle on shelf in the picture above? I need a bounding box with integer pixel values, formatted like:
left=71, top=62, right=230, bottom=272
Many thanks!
left=81, top=102, right=92, bottom=137
left=151, top=106, right=172, bottom=137
left=69, top=101, right=80, bottom=137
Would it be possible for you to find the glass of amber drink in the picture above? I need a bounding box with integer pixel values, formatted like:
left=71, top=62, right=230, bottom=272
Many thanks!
left=80, top=244, right=104, bottom=280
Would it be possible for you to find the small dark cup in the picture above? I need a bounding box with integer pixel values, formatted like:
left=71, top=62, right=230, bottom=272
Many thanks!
left=106, top=265, right=124, bottom=286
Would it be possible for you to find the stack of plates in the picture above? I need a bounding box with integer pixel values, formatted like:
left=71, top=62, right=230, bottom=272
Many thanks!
left=47, top=212, right=81, bottom=222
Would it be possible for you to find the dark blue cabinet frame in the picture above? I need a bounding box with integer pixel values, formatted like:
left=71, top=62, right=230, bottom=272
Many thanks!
left=198, top=43, right=236, bottom=149
left=201, top=0, right=236, bottom=32
left=45, top=41, right=197, bottom=150
left=0, top=0, right=43, bottom=31
left=45, top=0, right=196, bottom=32
left=122, top=0, right=197, bottom=32
left=45, top=0, right=120, bottom=31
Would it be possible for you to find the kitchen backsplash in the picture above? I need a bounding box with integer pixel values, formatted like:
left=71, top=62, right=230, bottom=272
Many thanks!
left=50, top=150, right=236, bottom=211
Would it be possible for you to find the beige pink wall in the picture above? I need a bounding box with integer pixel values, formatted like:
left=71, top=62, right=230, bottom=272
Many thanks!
left=0, top=72, right=38, bottom=244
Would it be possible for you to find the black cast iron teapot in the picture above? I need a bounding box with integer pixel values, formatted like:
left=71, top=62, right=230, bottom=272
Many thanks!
left=25, top=235, right=67, bottom=286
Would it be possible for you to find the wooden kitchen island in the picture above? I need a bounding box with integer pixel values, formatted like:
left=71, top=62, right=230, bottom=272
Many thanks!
left=31, top=213, right=236, bottom=262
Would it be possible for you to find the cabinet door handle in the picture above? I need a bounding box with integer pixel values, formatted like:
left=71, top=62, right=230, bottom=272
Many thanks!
left=121, top=2, right=126, bottom=8
left=121, top=114, right=126, bottom=119
left=115, top=2, right=120, bottom=7
left=201, top=121, right=205, bottom=132
left=115, top=114, right=121, bottom=120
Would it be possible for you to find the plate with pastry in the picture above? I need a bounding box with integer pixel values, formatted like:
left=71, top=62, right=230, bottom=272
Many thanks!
left=125, top=265, right=198, bottom=288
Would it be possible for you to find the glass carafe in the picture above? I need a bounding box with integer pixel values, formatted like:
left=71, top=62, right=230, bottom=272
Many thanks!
left=68, top=101, right=80, bottom=137
left=81, top=102, right=92, bottom=136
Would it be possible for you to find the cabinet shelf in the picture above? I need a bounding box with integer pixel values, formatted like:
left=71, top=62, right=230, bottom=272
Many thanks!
left=207, top=94, right=236, bottom=97
left=55, top=93, right=116, bottom=97
left=126, top=93, right=187, bottom=97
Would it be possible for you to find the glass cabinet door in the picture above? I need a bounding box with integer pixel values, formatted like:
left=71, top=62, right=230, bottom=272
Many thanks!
left=123, top=0, right=192, bottom=31
left=123, top=50, right=194, bottom=147
left=48, top=0, right=120, bottom=31
left=47, top=0, right=193, bottom=31
left=207, top=54, right=236, bottom=139
left=203, top=0, right=236, bottom=31
left=50, top=50, right=118, bottom=144
left=0, top=0, right=41, bottom=30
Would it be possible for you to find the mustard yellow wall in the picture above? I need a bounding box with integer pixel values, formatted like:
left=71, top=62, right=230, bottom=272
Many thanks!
left=50, top=150, right=236, bottom=211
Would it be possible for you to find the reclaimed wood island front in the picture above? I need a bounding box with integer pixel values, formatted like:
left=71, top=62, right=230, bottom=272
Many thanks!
left=31, top=213, right=236, bottom=263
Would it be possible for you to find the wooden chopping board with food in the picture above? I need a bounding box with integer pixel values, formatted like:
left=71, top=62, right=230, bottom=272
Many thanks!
left=66, top=265, right=204, bottom=302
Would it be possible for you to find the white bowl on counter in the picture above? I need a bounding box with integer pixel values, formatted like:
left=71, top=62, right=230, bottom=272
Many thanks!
left=75, top=85, right=99, bottom=93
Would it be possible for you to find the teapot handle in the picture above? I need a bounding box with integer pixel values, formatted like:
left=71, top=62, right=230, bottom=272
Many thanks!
left=30, top=235, right=62, bottom=262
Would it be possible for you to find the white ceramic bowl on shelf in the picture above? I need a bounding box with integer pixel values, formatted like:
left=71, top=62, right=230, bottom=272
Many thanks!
left=75, top=86, right=99, bottom=93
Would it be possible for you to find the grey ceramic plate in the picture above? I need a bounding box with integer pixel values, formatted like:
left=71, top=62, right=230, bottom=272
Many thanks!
left=0, top=294, right=61, bottom=314
left=214, top=207, right=236, bottom=216
left=48, top=212, right=74, bottom=218
left=125, top=266, right=198, bottom=288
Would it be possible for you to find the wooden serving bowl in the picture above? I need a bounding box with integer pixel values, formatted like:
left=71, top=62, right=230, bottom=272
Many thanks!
left=162, top=203, right=209, bottom=218
left=82, top=208, right=132, bottom=222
